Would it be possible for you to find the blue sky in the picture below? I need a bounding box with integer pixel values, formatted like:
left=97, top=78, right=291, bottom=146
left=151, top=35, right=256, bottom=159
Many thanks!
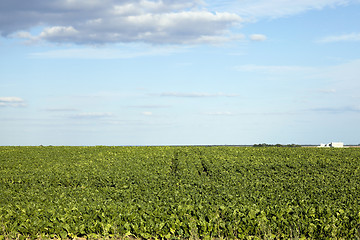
left=1, top=0, right=360, bottom=146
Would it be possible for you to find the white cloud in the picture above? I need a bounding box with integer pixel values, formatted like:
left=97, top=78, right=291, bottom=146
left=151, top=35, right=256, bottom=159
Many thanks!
left=129, top=105, right=171, bottom=108
left=45, top=108, right=78, bottom=112
left=112, top=0, right=204, bottom=15
left=205, top=111, right=234, bottom=116
left=319, top=33, right=360, bottom=43
left=319, top=89, right=336, bottom=93
left=0, top=97, right=26, bottom=107
left=249, top=34, right=267, bottom=41
left=189, top=34, right=245, bottom=45
left=218, top=0, right=357, bottom=19
left=70, top=112, right=114, bottom=119
left=12, top=31, right=39, bottom=44
left=29, top=45, right=184, bottom=59
left=142, top=111, right=153, bottom=116
left=310, top=106, right=360, bottom=114
left=160, top=92, right=239, bottom=97
left=0, top=97, right=24, bottom=102
left=236, top=64, right=313, bottom=73
left=39, top=26, right=79, bottom=42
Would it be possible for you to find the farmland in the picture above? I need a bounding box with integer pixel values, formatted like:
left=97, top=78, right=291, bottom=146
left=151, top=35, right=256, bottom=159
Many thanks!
left=0, top=146, right=360, bottom=239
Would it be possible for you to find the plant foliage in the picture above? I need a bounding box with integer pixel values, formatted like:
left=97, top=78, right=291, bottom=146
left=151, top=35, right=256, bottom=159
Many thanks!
left=0, top=146, right=359, bottom=239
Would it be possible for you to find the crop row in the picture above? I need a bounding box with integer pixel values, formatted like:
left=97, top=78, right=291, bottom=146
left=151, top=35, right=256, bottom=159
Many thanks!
left=0, top=146, right=359, bottom=239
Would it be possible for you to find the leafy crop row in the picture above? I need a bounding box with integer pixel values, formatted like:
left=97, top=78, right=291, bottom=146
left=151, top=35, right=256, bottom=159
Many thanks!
left=0, top=146, right=359, bottom=239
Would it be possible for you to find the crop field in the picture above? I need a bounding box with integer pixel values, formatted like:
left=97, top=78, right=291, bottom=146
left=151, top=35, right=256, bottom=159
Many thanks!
left=0, top=146, right=360, bottom=239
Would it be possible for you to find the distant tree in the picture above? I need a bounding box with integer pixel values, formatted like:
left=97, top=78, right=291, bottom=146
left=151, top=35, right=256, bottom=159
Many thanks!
left=253, top=143, right=272, bottom=147
left=253, top=143, right=301, bottom=147
left=286, top=144, right=301, bottom=148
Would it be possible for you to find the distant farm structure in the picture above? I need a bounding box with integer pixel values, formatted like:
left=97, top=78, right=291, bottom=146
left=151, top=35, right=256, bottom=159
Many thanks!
left=319, top=142, right=344, bottom=148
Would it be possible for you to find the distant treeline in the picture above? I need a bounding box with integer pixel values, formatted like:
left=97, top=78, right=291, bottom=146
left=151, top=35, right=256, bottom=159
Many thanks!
left=253, top=143, right=301, bottom=147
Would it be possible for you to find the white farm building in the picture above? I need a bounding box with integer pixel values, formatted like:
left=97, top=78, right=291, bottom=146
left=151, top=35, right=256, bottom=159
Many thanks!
left=319, top=142, right=344, bottom=148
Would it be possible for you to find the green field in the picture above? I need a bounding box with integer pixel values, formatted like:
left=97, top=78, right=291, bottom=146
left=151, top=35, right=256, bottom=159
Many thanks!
left=0, top=146, right=359, bottom=239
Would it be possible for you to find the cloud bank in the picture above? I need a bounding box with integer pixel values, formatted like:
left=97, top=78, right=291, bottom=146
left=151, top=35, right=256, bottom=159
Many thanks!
left=4, top=0, right=358, bottom=45
left=1, top=0, right=242, bottom=45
